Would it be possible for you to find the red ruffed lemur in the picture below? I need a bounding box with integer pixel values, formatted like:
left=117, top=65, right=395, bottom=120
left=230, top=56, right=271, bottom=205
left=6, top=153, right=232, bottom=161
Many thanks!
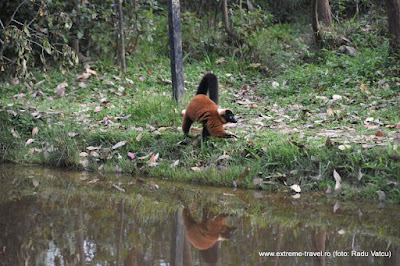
left=181, top=73, right=237, bottom=139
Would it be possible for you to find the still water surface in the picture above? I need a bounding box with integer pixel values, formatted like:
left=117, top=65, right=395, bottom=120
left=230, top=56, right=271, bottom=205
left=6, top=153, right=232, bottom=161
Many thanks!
left=0, top=164, right=399, bottom=265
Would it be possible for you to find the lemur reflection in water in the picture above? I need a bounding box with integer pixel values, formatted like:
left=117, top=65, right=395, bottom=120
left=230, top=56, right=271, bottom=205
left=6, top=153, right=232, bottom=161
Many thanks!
left=182, top=207, right=236, bottom=265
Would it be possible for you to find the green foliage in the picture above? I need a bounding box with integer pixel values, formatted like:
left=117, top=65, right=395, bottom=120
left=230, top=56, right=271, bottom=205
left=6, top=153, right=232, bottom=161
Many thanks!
left=0, top=0, right=165, bottom=79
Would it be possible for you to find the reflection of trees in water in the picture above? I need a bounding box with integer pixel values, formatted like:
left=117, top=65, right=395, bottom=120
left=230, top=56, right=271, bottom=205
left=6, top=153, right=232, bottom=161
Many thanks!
left=0, top=197, right=174, bottom=265
left=1, top=196, right=400, bottom=265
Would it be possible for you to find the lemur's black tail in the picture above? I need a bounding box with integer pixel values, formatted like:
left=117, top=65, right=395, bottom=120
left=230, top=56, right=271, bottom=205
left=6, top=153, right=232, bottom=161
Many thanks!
left=196, top=73, right=219, bottom=105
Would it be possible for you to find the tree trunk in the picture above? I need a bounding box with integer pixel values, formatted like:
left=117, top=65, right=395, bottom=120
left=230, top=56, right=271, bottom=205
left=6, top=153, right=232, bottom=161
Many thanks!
left=222, top=0, right=240, bottom=41
left=117, top=0, right=126, bottom=74
left=74, top=1, right=80, bottom=56
left=222, top=0, right=231, bottom=33
left=317, top=0, right=332, bottom=27
left=386, top=0, right=400, bottom=53
left=311, top=0, right=321, bottom=43
left=311, top=0, right=332, bottom=43
left=168, top=0, right=185, bottom=105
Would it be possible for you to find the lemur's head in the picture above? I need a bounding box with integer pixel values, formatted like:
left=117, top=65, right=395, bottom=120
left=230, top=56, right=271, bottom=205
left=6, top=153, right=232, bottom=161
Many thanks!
left=218, top=109, right=237, bottom=124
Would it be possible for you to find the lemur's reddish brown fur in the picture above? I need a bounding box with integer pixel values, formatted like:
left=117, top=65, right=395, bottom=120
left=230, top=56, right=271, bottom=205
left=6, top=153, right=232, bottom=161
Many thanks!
left=182, top=207, right=235, bottom=250
left=182, top=73, right=237, bottom=139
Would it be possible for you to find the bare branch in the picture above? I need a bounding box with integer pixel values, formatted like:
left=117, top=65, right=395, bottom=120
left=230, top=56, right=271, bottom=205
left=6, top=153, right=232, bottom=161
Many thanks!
left=1, top=56, right=13, bottom=63
left=28, top=39, right=63, bottom=55
left=0, top=19, right=4, bottom=29
left=28, top=7, right=40, bottom=27
left=7, top=0, right=29, bottom=27
left=11, top=19, right=45, bottom=37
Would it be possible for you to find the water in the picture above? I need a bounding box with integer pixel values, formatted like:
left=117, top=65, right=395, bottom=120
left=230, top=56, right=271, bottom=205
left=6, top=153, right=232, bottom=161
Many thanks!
left=0, top=164, right=399, bottom=265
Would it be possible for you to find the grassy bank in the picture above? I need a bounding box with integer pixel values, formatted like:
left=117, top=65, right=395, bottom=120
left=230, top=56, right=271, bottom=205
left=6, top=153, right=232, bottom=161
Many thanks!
left=1, top=16, right=399, bottom=202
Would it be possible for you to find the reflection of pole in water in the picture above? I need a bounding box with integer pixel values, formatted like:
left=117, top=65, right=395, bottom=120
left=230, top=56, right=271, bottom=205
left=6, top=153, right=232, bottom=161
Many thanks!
left=117, top=199, right=125, bottom=266
left=170, top=207, right=192, bottom=266
left=311, top=229, right=327, bottom=266
left=75, top=201, right=85, bottom=266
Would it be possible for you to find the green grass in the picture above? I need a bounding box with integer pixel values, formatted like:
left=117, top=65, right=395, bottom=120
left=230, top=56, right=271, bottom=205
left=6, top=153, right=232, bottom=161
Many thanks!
left=1, top=11, right=399, bottom=202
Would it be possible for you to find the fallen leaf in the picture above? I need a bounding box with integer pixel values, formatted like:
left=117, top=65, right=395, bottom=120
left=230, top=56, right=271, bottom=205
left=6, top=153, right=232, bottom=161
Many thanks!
left=94, top=106, right=102, bottom=113
left=68, top=132, right=78, bottom=137
left=10, top=128, right=21, bottom=139
left=360, top=82, right=367, bottom=91
left=32, top=179, right=39, bottom=187
left=112, top=141, right=126, bottom=150
left=333, top=169, right=342, bottom=191
left=158, top=77, right=172, bottom=84
left=333, top=202, right=340, bottom=213
left=137, top=153, right=151, bottom=160
left=25, top=138, right=35, bottom=146
left=125, top=77, right=134, bottom=84
left=149, top=153, right=159, bottom=163
left=338, top=229, right=346, bottom=235
left=127, top=152, right=136, bottom=160
left=252, top=178, right=263, bottom=185
left=357, top=168, right=363, bottom=181
left=121, top=114, right=131, bottom=121
left=170, top=160, right=179, bottom=168
left=13, top=93, right=25, bottom=99
left=364, top=117, right=374, bottom=124
left=112, top=184, right=125, bottom=192
left=364, top=124, right=379, bottom=129
left=85, top=68, right=98, bottom=76
left=76, top=72, right=91, bottom=80
left=332, top=94, right=342, bottom=101
left=86, top=146, right=101, bottom=151
left=223, top=193, right=235, bottom=196
left=345, top=46, right=357, bottom=56
left=136, top=133, right=143, bottom=142
left=87, top=178, right=99, bottom=184
left=78, top=82, right=87, bottom=88
left=375, top=130, right=384, bottom=137
left=250, top=63, right=261, bottom=68
left=150, top=181, right=159, bottom=189
left=32, top=127, right=39, bottom=136
left=217, top=154, right=230, bottom=161
left=191, top=167, right=202, bottom=172
left=55, top=82, right=68, bottom=92
left=338, top=145, right=351, bottom=151
left=291, top=193, right=301, bottom=199
left=79, top=152, right=88, bottom=157
left=90, top=151, right=99, bottom=157
left=55, top=86, right=66, bottom=98
left=315, top=96, right=328, bottom=101
left=80, top=158, right=89, bottom=168
left=216, top=57, right=226, bottom=64
left=290, top=184, right=301, bottom=193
